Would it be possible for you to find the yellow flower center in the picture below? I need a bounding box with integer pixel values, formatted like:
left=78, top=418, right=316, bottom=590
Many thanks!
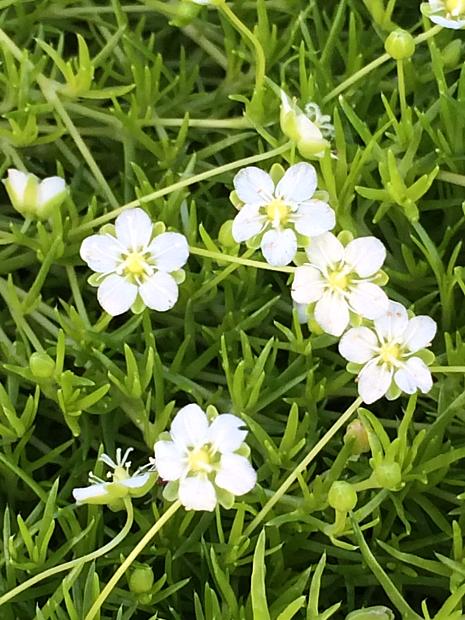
left=327, top=270, right=348, bottom=291
left=112, top=466, right=130, bottom=483
left=379, top=342, right=401, bottom=364
left=266, top=198, right=289, bottom=224
left=446, top=0, right=465, bottom=15
left=124, top=252, right=147, bottom=275
left=188, top=447, right=212, bottom=473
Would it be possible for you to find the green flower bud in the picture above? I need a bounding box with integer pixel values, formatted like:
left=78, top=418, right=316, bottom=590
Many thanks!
left=441, top=39, right=462, bottom=68
left=280, top=91, right=330, bottom=159
left=346, top=606, right=395, bottom=620
left=374, top=461, right=402, bottom=490
left=128, top=564, right=154, bottom=594
left=344, top=419, right=370, bottom=455
left=328, top=481, right=357, bottom=512
left=29, top=352, right=56, bottom=379
left=170, top=2, right=202, bottom=28
left=218, top=220, right=237, bottom=248
left=384, top=29, right=415, bottom=60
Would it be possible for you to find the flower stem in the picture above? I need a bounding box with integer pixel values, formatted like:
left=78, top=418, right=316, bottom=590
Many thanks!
left=396, top=59, right=407, bottom=120
left=0, top=499, right=134, bottom=607
left=430, top=366, right=465, bottom=373
left=436, top=170, right=465, bottom=187
left=84, top=500, right=182, bottom=620
left=243, top=396, right=363, bottom=538
left=71, top=143, right=291, bottom=236
left=189, top=247, right=295, bottom=274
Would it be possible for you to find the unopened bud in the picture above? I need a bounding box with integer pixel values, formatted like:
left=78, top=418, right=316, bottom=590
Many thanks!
left=374, top=461, right=402, bottom=490
left=346, top=606, right=395, bottom=620
left=128, top=564, right=154, bottom=594
left=344, top=419, right=370, bottom=455
left=29, top=352, right=55, bottom=379
left=328, top=481, right=357, bottom=512
left=4, top=169, right=66, bottom=220
left=384, top=29, right=415, bottom=60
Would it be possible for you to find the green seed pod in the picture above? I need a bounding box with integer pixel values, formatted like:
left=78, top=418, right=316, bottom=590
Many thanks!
left=128, top=564, right=154, bottom=594
left=344, top=419, right=370, bottom=455
left=346, top=606, right=395, bottom=620
left=328, top=481, right=357, bottom=512
left=29, top=352, right=55, bottom=379
left=374, top=461, right=402, bottom=490
left=384, top=29, right=415, bottom=60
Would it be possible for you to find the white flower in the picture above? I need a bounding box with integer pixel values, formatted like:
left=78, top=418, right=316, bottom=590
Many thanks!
left=280, top=91, right=332, bottom=159
left=339, top=301, right=437, bottom=404
left=231, top=162, right=335, bottom=267
left=3, top=168, right=66, bottom=219
left=152, top=404, right=257, bottom=511
left=421, top=0, right=465, bottom=28
left=80, top=207, right=189, bottom=316
left=291, top=232, right=389, bottom=337
left=72, top=448, right=155, bottom=507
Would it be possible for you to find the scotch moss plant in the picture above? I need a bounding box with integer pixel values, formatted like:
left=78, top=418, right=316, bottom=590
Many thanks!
left=2, top=1, right=465, bottom=619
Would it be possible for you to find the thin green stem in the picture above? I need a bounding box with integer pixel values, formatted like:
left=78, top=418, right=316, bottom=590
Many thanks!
left=430, top=366, right=465, bottom=373
left=66, top=265, right=90, bottom=327
left=396, top=59, right=407, bottom=120
left=84, top=500, right=181, bottom=620
left=243, top=396, right=363, bottom=538
left=0, top=500, right=134, bottom=607
left=190, top=247, right=295, bottom=274
left=437, top=170, right=465, bottom=187
left=71, top=143, right=291, bottom=236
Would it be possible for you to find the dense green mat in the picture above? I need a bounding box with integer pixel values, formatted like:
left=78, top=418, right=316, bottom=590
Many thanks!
left=1, top=0, right=465, bottom=618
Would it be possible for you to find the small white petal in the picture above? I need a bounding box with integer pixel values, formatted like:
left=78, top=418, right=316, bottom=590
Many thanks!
left=358, top=361, right=393, bottom=404
left=139, top=272, right=179, bottom=311
left=115, top=208, right=153, bottom=251
left=154, top=440, right=186, bottom=480
left=305, top=232, right=344, bottom=271
left=215, top=453, right=257, bottom=496
left=207, top=414, right=247, bottom=453
left=261, top=228, right=297, bottom=266
left=348, top=282, right=389, bottom=320
left=344, top=237, right=386, bottom=277
left=294, top=302, right=309, bottom=324
left=97, top=274, right=137, bottom=316
left=314, top=291, right=350, bottom=337
left=80, top=234, right=121, bottom=273
left=72, top=483, right=109, bottom=504
left=402, top=316, right=437, bottom=353
left=38, top=176, right=66, bottom=206
left=339, top=327, right=379, bottom=364
left=293, top=200, right=336, bottom=238
left=179, top=475, right=217, bottom=511
left=394, top=357, right=433, bottom=395
left=374, top=301, right=409, bottom=342
left=275, top=162, right=317, bottom=202
left=170, top=404, right=209, bottom=450
left=232, top=204, right=266, bottom=242
left=120, top=473, right=151, bottom=489
left=6, top=169, right=30, bottom=203
left=148, top=232, right=189, bottom=272
left=428, top=14, right=465, bottom=28
left=233, top=167, right=274, bottom=205
left=291, top=265, right=325, bottom=305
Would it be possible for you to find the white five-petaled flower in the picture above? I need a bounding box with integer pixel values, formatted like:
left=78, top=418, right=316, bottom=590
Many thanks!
left=291, top=232, right=389, bottom=337
left=80, top=207, right=189, bottom=316
left=152, top=404, right=257, bottom=511
left=72, top=448, right=155, bottom=507
left=231, top=162, right=335, bottom=267
left=3, top=168, right=67, bottom=220
left=421, top=0, right=465, bottom=28
left=339, top=301, right=437, bottom=404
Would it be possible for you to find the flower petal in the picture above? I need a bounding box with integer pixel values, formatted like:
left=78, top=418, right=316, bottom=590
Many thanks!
left=72, top=483, right=110, bottom=504
left=154, top=440, right=186, bottom=481
left=207, top=414, right=247, bottom=453
left=97, top=274, right=137, bottom=316
left=233, top=167, right=274, bottom=205
left=261, top=228, right=297, bottom=266
left=139, top=272, right=179, bottom=311
left=394, top=357, right=433, bottom=395
left=339, top=327, right=379, bottom=363
left=291, top=265, right=325, bottom=304
left=293, top=200, right=336, bottom=237
left=232, top=204, right=265, bottom=242
left=344, top=237, right=386, bottom=277
left=215, top=453, right=257, bottom=496
left=115, top=208, right=153, bottom=250
left=314, top=292, right=350, bottom=337
left=170, top=404, right=209, bottom=450
left=179, top=475, right=217, bottom=511
left=348, top=282, right=389, bottom=320
left=120, top=473, right=152, bottom=490
left=38, top=176, right=66, bottom=206
left=374, top=301, right=408, bottom=342
left=305, top=232, right=344, bottom=271
left=402, top=316, right=437, bottom=353
left=80, top=234, right=121, bottom=273
left=275, top=162, right=317, bottom=202
left=358, top=361, right=393, bottom=404
left=148, top=232, right=189, bottom=272
left=428, top=14, right=465, bottom=28
left=5, top=169, right=29, bottom=203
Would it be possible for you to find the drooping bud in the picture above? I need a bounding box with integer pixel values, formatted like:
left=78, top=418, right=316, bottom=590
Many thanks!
left=4, top=169, right=66, bottom=220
